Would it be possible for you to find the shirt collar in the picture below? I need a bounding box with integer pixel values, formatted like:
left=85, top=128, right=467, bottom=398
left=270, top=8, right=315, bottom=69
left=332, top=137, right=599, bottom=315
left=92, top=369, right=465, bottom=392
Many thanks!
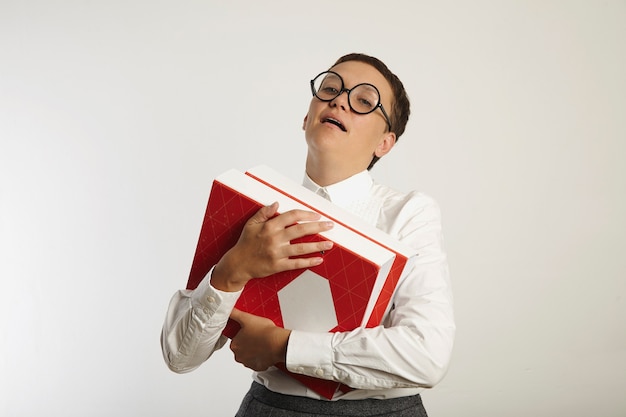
left=302, top=170, right=373, bottom=209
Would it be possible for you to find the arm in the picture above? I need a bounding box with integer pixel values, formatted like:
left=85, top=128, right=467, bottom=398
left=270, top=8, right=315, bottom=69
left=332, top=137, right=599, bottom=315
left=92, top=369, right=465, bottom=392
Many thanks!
left=160, top=203, right=334, bottom=373
left=285, top=194, right=455, bottom=389
left=160, top=269, right=241, bottom=373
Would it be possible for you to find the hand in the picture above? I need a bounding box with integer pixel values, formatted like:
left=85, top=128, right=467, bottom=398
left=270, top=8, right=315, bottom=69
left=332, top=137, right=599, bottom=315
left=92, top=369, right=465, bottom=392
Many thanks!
left=229, top=308, right=291, bottom=371
left=211, top=202, right=334, bottom=291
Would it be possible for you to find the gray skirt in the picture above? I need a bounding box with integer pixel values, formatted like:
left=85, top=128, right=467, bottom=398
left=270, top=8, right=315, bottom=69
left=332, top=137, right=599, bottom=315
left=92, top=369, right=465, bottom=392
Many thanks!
left=235, top=382, right=428, bottom=417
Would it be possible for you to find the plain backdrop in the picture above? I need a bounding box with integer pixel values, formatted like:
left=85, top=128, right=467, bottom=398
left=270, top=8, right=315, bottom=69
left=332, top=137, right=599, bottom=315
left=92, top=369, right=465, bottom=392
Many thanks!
left=1, top=1, right=625, bottom=416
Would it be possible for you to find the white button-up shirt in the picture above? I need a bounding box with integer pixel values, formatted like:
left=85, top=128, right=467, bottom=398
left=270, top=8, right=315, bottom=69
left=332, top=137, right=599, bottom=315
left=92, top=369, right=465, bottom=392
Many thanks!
left=161, top=170, right=455, bottom=400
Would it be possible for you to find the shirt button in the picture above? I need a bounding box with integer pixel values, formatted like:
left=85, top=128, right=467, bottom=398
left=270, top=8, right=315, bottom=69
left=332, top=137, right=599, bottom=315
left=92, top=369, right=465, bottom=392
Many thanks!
left=206, top=296, right=216, bottom=304
left=296, top=366, right=305, bottom=373
left=203, top=307, right=210, bottom=314
left=315, top=369, right=324, bottom=377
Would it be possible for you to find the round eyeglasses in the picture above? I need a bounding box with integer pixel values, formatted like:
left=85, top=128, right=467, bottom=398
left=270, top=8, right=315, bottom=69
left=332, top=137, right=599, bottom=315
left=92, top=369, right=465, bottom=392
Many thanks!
left=310, top=71, right=393, bottom=132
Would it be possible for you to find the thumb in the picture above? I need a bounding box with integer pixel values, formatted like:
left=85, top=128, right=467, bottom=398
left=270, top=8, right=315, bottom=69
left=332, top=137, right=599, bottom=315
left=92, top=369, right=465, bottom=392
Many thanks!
left=229, top=308, right=248, bottom=325
left=248, top=202, right=279, bottom=224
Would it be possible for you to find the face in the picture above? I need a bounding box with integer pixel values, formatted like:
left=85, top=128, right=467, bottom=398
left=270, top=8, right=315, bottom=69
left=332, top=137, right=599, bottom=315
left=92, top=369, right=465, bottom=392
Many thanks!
left=303, top=60, right=396, bottom=176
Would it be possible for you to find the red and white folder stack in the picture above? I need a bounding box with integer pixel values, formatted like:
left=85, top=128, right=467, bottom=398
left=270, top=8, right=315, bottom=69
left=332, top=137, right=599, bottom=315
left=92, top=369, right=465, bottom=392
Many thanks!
left=186, top=165, right=417, bottom=399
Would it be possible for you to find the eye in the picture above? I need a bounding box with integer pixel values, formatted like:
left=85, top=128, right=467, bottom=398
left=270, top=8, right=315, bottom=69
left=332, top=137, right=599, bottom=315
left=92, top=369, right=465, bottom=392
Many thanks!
left=321, top=86, right=339, bottom=95
left=314, top=72, right=343, bottom=99
left=358, top=97, right=373, bottom=108
left=352, top=92, right=377, bottom=112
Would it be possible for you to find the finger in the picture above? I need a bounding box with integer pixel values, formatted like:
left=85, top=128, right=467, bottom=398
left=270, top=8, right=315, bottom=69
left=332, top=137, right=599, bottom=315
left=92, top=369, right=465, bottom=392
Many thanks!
left=286, top=240, right=334, bottom=258
left=269, top=209, right=322, bottom=228
left=229, top=308, right=247, bottom=324
left=283, top=220, right=334, bottom=241
left=281, top=254, right=326, bottom=270
left=248, top=202, right=279, bottom=225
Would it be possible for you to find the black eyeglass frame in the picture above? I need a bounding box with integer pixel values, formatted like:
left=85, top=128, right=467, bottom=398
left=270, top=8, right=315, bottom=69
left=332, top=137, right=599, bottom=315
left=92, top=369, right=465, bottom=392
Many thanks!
left=310, top=70, right=393, bottom=132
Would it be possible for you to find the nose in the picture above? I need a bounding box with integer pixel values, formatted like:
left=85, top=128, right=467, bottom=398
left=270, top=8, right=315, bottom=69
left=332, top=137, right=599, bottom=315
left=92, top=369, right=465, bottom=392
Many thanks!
left=329, top=89, right=350, bottom=111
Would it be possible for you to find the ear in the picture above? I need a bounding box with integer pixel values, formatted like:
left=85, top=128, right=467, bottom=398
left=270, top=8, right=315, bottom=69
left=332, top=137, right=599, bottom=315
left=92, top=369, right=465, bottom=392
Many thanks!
left=302, top=115, right=308, bottom=131
left=374, top=131, right=396, bottom=158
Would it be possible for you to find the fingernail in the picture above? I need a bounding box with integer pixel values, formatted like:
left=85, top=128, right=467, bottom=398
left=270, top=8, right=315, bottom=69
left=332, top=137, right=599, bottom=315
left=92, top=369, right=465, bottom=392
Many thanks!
left=322, top=241, right=333, bottom=249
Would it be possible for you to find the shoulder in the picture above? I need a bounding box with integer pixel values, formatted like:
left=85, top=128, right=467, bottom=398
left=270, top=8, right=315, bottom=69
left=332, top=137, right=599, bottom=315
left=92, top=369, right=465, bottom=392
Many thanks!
left=371, top=181, right=443, bottom=240
left=372, top=181, right=441, bottom=216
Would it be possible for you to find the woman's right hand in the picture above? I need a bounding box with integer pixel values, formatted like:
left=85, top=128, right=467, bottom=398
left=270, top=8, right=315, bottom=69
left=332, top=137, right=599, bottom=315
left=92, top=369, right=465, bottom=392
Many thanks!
left=210, top=202, right=334, bottom=292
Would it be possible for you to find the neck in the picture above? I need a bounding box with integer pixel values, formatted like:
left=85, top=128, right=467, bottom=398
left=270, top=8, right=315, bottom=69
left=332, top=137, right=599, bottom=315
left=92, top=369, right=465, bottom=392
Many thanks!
left=305, top=155, right=366, bottom=187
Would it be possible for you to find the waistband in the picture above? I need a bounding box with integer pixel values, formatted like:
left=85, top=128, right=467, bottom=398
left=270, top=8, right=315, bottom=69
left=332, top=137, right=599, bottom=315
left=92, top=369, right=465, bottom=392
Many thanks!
left=248, top=381, right=424, bottom=416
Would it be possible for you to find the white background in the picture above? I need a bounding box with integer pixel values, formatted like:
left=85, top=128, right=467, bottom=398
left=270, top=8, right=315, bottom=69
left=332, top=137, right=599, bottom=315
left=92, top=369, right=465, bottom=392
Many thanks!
left=1, top=1, right=625, bottom=416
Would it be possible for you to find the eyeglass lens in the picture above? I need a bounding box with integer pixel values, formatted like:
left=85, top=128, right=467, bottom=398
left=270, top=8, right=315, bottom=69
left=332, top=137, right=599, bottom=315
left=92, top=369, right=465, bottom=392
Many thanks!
left=312, top=72, right=381, bottom=115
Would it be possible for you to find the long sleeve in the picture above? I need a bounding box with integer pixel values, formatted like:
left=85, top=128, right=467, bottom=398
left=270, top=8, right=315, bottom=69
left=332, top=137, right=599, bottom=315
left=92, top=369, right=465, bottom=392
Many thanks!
left=285, top=191, right=455, bottom=392
left=161, top=267, right=242, bottom=373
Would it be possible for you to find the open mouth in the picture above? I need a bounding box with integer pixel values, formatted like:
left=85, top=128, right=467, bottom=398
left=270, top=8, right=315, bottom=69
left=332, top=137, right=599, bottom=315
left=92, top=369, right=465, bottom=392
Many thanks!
left=322, top=117, right=346, bottom=132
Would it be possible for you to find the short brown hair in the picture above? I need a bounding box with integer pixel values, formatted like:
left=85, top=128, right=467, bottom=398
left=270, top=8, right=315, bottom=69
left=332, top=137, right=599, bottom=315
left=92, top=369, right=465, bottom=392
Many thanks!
left=332, top=53, right=411, bottom=169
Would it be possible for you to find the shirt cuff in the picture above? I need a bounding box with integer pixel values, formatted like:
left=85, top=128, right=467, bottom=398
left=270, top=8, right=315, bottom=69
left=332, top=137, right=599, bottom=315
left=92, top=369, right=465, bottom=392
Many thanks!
left=286, top=330, right=335, bottom=380
left=190, top=266, right=242, bottom=325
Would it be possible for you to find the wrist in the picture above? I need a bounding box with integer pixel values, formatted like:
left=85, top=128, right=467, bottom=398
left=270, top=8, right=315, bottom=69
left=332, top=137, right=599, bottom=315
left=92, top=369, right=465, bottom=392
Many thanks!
left=211, top=252, right=250, bottom=292
left=272, top=327, right=291, bottom=364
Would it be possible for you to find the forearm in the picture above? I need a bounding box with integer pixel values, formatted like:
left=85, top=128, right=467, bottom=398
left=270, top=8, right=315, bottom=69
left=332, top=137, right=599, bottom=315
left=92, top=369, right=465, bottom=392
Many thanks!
left=161, top=268, right=242, bottom=373
left=286, top=304, right=454, bottom=390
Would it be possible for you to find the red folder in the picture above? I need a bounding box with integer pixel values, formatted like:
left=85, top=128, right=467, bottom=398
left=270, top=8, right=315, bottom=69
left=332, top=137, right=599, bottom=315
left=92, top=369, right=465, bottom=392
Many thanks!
left=186, top=166, right=417, bottom=399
